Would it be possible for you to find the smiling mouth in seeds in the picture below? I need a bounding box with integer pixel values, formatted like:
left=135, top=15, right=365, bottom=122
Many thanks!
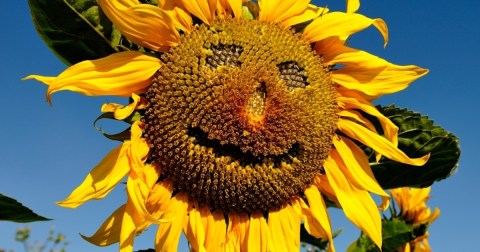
left=187, top=126, right=302, bottom=168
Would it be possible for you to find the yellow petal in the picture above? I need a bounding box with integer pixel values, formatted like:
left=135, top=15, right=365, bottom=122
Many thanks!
left=179, top=0, right=217, bottom=25
left=146, top=181, right=173, bottom=217
left=226, top=213, right=249, bottom=252
left=331, top=64, right=429, bottom=99
left=259, top=0, right=310, bottom=24
left=216, top=0, right=242, bottom=19
left=98, top=0, right=179, bottom=51
left=337, top=109, right=378, bottom=133
left=171, top=7, right=193, bottom=32
left=338, top=118, right=430, bottom=166
left=57, top=144, right=130, bottom=208
left=303, top=12, right=388, bottom=47
left=313, top=175, right=338, bottom=206
left=81, top=204, right=126, bottom=246
left=226, top=0, right=243, bottom=18
left=337, top=89, right=398, bottom=146
left=247, top=212, right=270, bottom=252
left=24, top=52, right=160, bottom=104
left=303, top=185, right=335, bottom=252
left=281, top=5, right=328, bottom=28
left=319, top=42, right=429, bottom=99
left=184, top=204, right=207, bottom=252
left=268, top=205, right=301, bottom=252
left=346, top=0, right=360, bottom=13
left=101, top=93, right=141, bottom=120
left=119, top=201, right=139, bottom=252
left=322, top=42, right=428, bottom=100
left=155, top=193, right=189, bottom=252
left=126, top=174, right=167, bottom=224
left=127, top=122, right=150, bottom=179
left=324, top=151, right=382, bottom=248
left=333, top=136, right=390, bottom=210
left=203, top=209, right=227, bottom=252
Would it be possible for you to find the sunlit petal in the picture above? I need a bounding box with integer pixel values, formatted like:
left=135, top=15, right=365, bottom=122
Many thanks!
left=324, top=150, right=382, bottom=248
left=98, top=0, right=179, bottom=51
left=346, top=0, right=360, bottom=13
left=303, top=185, right=335, bottom=252
left=81, top=204, right=126, bottom=246
left=333, top=136, right=390, bottom=210
left=24, top=52, right=160, bottom=104
left=179, top=0, right=217, bottom=25
left=184, top=203, right=207, bottom=252
left=203, top=209, right=227, bottom=252
left=247, top=212, right=270, bottom=251
left=259, top=0, right=310, bottom=24
left=155, top=193, right=189, bottom=252
left=338, top=118, right=430, bottom=165
left=303, top=12, right=388, bottom=47
left=281, top=5, right=328, bottom=28
left=57, top=144, right=130, bottom=208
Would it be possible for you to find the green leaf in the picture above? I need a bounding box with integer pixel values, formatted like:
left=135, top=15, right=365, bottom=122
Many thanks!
left=347, top=219, right=428, bottom=252
left=381, top=219, right=415, bottom=252
left=93, top=112, right=135, bottom=142
left=0, top=194, right=50, bottom=223
left=367, top=105, right=460, bottom=189
left=27, top=0, right=119, bottom=65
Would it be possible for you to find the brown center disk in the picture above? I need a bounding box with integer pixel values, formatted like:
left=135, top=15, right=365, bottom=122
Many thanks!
left=142, top=19, right=338, bottom=214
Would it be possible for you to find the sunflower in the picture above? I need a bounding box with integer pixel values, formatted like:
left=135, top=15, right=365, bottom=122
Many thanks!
left=25, top=0, right=430, bottom=251
left=391, top=187, right=440, bottom=252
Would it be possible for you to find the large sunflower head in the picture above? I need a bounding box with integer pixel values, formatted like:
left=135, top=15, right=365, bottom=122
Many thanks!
left=25, top=0, right=430, bottom=251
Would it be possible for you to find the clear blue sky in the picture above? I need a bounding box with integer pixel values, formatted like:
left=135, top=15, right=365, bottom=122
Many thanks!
left=1, top=1, right=478, bottom=251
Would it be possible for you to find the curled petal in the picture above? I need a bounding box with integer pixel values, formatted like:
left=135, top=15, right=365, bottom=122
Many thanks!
left=81, top=205, right=126, bottom=246
left=317, top=42, right=429, bottom=99
left=98, top=0, right=179, bottom=51
left=24, top=52, right=160, bottom=104
left=332, top=64, right=429, bottom=99
left=57, top=144, right=130, bottom=208
left=303, top=12, right=388, bottom=47
left=338, top=118, right=430, bottom=166
left=101, top=93, right=141, bottom=120
left=337, top=90, right=398, bottom=146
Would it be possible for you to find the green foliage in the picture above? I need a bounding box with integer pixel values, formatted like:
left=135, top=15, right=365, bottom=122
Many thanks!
left=368, top=105, right=460, bottom=189
left=13, top=226, right=68, bottom=252
left=0, top=194, right=50, bottom=223
left=93, top=110, right=141, bottom=142
left=346, top=219, right=429, bottom=252
left=27, top=0, right=119, bottom=65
